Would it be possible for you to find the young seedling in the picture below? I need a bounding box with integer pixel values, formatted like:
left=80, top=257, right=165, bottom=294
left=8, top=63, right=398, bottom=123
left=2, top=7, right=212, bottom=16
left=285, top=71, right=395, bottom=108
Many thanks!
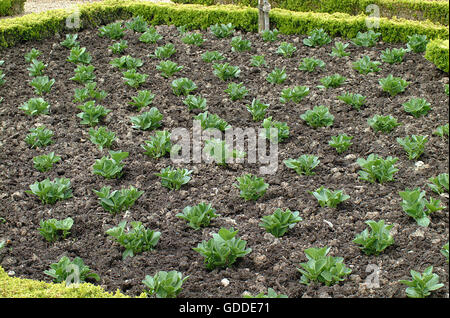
left=352, top=56, right=381, bottom=74
left=298, top=57, right=325, bottom=72
left=27, top=59, right=46, bottom=77
left=155, top=166, right=192, bottom=190
left=259, top=208, right=302, bottom=238
left=201, top=51, right=225, bottom=63
left=261, top=29, right=280, bottom=42
left=368, top=115, right=401, bottom=133
left=396, top=135, right=428, bottom=160
left=276, top=42, right=296, bottom=58
left=171, top=78, right=197, bottom=96
left=176, top=202, right=220, bottom=230
left=266, top=67, right=287, bottom=84
left=330, top=41, right=350, bottom=58
left=125, top=15, right=148, bottom=33
left=280, top=86, right=310, bottom=103
left=67, top=46, right=92, bottom=64
left=357, top=154, right=399, bottom=184
left=406, top=34, right=428, bottom=53
left=156, top=60, right=183, bottom=78
left=303, top=28, right=331, bottom=47
left=73, top=82, right=107, bottom=103
left=224, top=82, right=248, bottom=101
left=403, top=97, right=431, bottom=117
left=93, top=186, right=143, bottom=214
left=27, top=178, right=73, bottom=204
left=353, top=220, right=394, bottom=255
left=44, top=256, right=100, bottom=284
left=98, top=22, right=125, bottom=39
left=318, top=74, right=346, bottom=89
left=130, top=108, right=164, bottom=131
left=92, top=150, right=129, bottom=179
left=300, top=105, right=334, bottom=128
left=203, top=138, right=246, bottom=167
left=328, top=134, right=353, bottom=154
left=337, top=92, right=366, bottom=110
left=283, top=155, right=320, bottom=176
left=194, top=111, right=231, bottom=131
left=33, top=152, right=61, bottom=172
left=246, top=98, right=269, bottom=121
left=297, top=246, right=352, bottom=286
left=182, top=32, right=204, bottom=46
left=234, top=174, right=269, bottom=201
left=150, top=43, right=176, bottom=59
left=39, top=217, right=73, bottom=242
left=108, top=40, right=128, bottom=54
left=210, top=23, right=235, bottom=38
left=122, top=69, right=148, bottom=88
left=213, top=63, right=241, bottom=81
left=129, top=90, right=155, bottom=111
left=230, top=36, right=251, bottom=52
left=399, top=188, right=444, bottom=227
left=24, top=48, right=41, bottom=63
left=89, top=126, right=116, bottom=151
left=77, top=101, right=111, bottom=126
left=380, top=48, right=408, bottom=64
left=106, top=220, right=160, bottom=260
left=399, top=266, right=444, bottom=298
left=379, top=74, right=409, bottom=97
left=310, top=186, right=350, bottom=208
left=19, top=97, right=50, bottom=116
left=139, top=28, right=163, bottom=43
left=427, top=173, right=449, bottom=194
left=30, top=76, right=55, bottom=95
left=183, top=94, right=207, bottom=111
left=261, top=117, right=289, bottom=143
left=433, top=123, right=449, bottom=139
left=250, top=55, right=267, bottom=67
left=193, top=227, right=252, bottom=270
left=110, top=55, right=143, bottom=70
left=142, top=271, right=189, bottom=298
left=25, top=126, right=54, bottom=148
left=70, top=64, right=96, bottom=84
left=351, top=30, right=381, bottom=47
left=141, top=130, right=176, bottom=159
left=60, top=34, right=79, bottom=49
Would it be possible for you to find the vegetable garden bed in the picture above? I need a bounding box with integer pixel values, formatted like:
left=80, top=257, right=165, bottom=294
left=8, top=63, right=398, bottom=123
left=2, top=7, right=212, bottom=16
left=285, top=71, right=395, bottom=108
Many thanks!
left=0, top=18, right=448, bottom=298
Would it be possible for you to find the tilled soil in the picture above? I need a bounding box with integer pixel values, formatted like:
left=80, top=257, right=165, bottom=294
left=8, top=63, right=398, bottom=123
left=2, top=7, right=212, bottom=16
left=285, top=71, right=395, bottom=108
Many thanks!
left=0, top=24, right=448, bottom=298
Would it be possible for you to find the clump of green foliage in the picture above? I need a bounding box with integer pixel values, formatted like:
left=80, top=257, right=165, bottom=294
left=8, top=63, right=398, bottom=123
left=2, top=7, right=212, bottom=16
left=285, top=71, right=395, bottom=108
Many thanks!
left=276, top=42, right=296, bottom=58
left=352, top=56, right=381, bottom=74
left=280, top=86, right=309, bottom=103
left=77, top=101, right=111, bottom=127
left=283, top=155, right=320, bottom=176
left=27, top=178, right=72, bottom=204
left=30, top=76, right=55, bottom=95
left=318, top=74, right=346, bottom=89
left=261, top=29, right=280, bottom=42
left=247, top=98, right=269, bottom=121
left=399, top=188, right=444, bottom=227
left=357, top=154, right=399, bottom=183
left=106, top=220, right=161, bottom=260
left=351, top=30, right=381, bottom=47
left=230, top=36, right=251, bottom=52
left=171, top=78, right=197, bottom=96
left=60, top=34, right=79, bottom=49
left=89, top=126, right=116, bottom=151
left=298, top=57, right=326, bottom=72
left=194, top=111, right=231, bottom=131
left=406, top=34, right=428, bottom=53
left=130, top=107, right=163, bottom=131
left=19, top=97, right=50, bottom=116
left=379, top=74, right=409, bottom=97
left=261, top=117, right=289, bottom=143
left=224, top=82, right=248, bottom=101
left=183, top=94, right=207, bottom=111
left=141, top=130, right=177, bottom=159
left=210, top=23, right=235, bottom=38
left=427, top=173, right=449, bottom=194
left=213, top=63, right=241, bottom=81
left=67, top=46, right=92, bottom=65
left=368, top=115, right=401, bottom=133
left=156, top=60, right=183, bottom=78
left=266, top=67, right=287, bottom=84
left=310, top=186, right=350, bottom=208
left=129, top=90, right=155, bottom=111
left=201, top=51, right=225, bottom=63
left=44, top=256, right=100, bottom=285
left=33, top=152, right=61, bottom=172
left=300, top=105, right=334, bottom=128
left=353, top=220, right=394, bottom=255
left=396, top=135, right=428, bottom=160
left=176, top=203, right=220, bottom=230
left=193, top=227, right=252, bottom=270
left=109, top=40, right=128, bottom=54
left=330, top=41, right=350, bottom=58
left=155, top=166, right=192, bottom=190
left=303, top=28, right=331, bottom=47
left=93, top=186, right=143, bottom=214
left=297, top=247, right=351, bottom=286
left=399, top=266, right=444, bottom=298
left=380, top=48, right=408, bottom=64
left=25, top=126, right=54, bottom=148
left=122, top=69, right=148, bottom=88
left=39, top=217, right=73, bottom=242
left=259, top=208, right=302, bottom=238
left=92, top=150, right=129, bottom=179
left=403, top=97, right=431, bottom=117
left=234, top=174, right=269, bottom=201
left=98, top=22, right=125, bottom=40
left=328, top=134, right=353, bottom=154
left=142, top=271, right=189, bottom=298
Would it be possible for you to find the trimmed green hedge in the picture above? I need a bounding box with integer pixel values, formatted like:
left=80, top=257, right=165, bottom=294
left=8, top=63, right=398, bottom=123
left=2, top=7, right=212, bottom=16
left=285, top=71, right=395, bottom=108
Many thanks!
left=425, top=38, right=449, bottom=72
left=173, top=0, right=450, bottom=26
left=0, top=266, right=143, bottom=297
left=0, top=0, right=25, bottom=17
left=0, top=0, right=448, bottom=49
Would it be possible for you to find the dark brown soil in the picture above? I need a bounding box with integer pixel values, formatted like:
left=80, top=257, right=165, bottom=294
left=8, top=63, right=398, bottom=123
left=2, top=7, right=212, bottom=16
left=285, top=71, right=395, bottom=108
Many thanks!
left=0, top=23, right=448, bottom=298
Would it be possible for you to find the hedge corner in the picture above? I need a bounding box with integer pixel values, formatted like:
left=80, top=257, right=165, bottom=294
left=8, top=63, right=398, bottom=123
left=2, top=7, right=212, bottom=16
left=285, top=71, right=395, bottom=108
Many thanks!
left=425, top=38, right=449, bottom=73
left=0, top=0, right=26, bottom=17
